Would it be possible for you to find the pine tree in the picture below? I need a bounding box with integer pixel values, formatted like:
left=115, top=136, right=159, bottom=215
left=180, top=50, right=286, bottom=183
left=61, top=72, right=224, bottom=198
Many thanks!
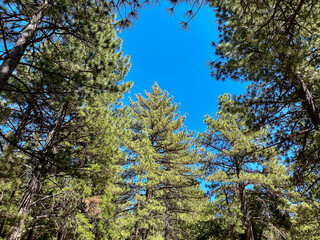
left=209, top=0, right=320, bottom=215
left=117, top=83, right=205, bottom=240
left=22, top=102, right=131, bottom=240
left=198, top=94, right=292, bottom=239
left=0, top=12, right=131, bottom=239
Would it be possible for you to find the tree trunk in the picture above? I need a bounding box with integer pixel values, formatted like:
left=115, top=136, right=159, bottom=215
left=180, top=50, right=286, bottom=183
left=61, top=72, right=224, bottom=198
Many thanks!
left=134, top=221, right=140, bottom=240
left=7, top=173, right=41, bottom=240
left=164, top=198, right=171, bottom=240
left=25, top=222, right=35, bottom=240
left=0, top=105, right=33, bottom=237
left=3, top=103, right=33, bottom=158
left=0, top=3, right=47, bottom=93
left=134, top=186, right=142, bottom=240
left=7, top=103, right=68, bottom=240
left=245, top=223, right=255, bottom=240
left=222, top=186, right=238, bottom=240
left=292, top=73, right=320, bottom=128
left=239, top=184, right=254, bottom=240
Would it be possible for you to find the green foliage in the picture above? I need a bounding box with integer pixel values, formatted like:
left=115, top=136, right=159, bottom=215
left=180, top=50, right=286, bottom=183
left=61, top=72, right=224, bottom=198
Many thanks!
left=209, top=1, right=320, bottom=238
left=198, top=94, right=293, bottom=239
left=190, top=218, right=233, bottom=240
left=1, top=0, right=320, bottom=238
left=76, top=213, right=95, bottom=240
left=0, top=11, right=131, bottom=239
left=117, top=83, right=205, bottom=239
left=209, top=0, right=320, bottom=188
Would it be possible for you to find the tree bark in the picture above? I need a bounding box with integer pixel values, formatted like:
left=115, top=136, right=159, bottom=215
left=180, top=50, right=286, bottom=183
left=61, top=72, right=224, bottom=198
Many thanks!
left=223, top=187, right=238, bottom=240
left=292, top=73, right=320, bottom=128
left=3, top=103, right=33, bottom=158
left=0, top=104, right=33, bottom=237
left=134, top=221, right=140, bottom=240
left=7, top=103, right=68, bottom=240
left=25, top=222, right=35, bottom=240
left=239, top=184, right=254, bottom=240
left=7, top=173, right=41, bottom=240
left=0, top=6, right=45, bottom=93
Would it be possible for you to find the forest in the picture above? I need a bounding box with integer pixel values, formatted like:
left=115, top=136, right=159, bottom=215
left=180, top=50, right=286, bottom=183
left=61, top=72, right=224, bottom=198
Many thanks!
left=0, top=0, right=319, bottom=239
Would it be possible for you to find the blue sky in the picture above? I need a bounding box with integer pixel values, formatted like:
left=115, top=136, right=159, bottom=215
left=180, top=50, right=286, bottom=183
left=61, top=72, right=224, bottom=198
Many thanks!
left=119, top=3, right=247, bottom=132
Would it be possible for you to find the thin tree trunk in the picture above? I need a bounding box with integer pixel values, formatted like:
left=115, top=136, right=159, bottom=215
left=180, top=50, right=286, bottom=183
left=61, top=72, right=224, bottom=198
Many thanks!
left=164, top=198, right=171, bottom=240
left=245, top=224, right=254, bottom=240
left=0, top=3, right=48, bottom=93
left=134, top=221, right=140, bottom=240
left=7, top=173, right=41, bottom=240
left=0, top=104, right=33, bottom=236
left=25, top=222, right=35, bottom=240
left=134, top=186, right=142, bottom=240
left=3, top=103, right=33, bottom=158
left=223, top=186, right=238, bottom=240
left=239, top=184, right=254, bottom=240
left=7, top=103, right=68, bottom=240
left=293, top=74, right=320, bottom=128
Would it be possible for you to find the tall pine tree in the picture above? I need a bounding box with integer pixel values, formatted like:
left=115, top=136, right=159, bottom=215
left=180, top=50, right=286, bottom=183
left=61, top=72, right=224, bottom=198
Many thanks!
left=0, top=12, right=131, bottom=239
left=118, top=83, right=205, bottom=240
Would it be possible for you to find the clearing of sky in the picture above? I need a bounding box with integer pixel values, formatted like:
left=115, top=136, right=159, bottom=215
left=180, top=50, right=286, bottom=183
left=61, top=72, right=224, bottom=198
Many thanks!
left=119, top=2, right=247, bottom=132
